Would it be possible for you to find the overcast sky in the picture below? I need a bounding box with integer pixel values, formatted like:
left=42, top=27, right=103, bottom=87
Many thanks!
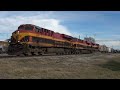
left=0, top=11, right=120, bottom=49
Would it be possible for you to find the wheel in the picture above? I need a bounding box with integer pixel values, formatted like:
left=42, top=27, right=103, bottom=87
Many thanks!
left=38, top=52, right=42, bottom=55
left=31, top=52, right=35, bottom=56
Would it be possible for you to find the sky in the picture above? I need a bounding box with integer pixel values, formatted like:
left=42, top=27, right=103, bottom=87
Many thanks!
left=0, top=11, right=120, bottom=49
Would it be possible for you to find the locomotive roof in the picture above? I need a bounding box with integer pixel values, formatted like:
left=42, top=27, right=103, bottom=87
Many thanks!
left=19, top=24, right=100, bottom=45
left=20, top=24, right=40, bottom=27
left=20, top=24, right=55, bottom=32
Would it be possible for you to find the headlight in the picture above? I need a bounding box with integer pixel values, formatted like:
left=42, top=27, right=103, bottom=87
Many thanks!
left=18, top=31, right=19, bottom=34
left=18, top=41, right=20, bottom=42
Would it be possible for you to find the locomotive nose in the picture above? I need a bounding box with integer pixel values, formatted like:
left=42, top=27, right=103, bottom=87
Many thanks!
left=12, top=30, right=20, bottom=43
left=7, top=43, right=24, bottom=55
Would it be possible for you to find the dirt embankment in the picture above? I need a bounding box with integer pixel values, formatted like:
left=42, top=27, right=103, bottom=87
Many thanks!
left=0, top=53, right=120, bottom=79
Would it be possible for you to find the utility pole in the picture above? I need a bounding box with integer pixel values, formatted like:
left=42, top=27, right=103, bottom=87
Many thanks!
left=93, top=34, right=96, bottom=39
left=93, top=34, right=96, bottom=43
left=79, top=35, right=80, bottom=39
left=119, top=40, right=120, bottom=50
left=93, top=33, right=96, bottom=39
left=112, top=45, right=113, bottom=49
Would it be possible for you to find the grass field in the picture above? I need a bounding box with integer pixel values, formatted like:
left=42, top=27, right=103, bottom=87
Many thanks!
left=0, top=53, right=120, bottom=79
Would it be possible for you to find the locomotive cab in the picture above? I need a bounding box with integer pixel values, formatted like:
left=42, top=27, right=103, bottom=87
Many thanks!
left=7, top=24, right=34, bottom=55
left=11, top=24, right=34, bottom=43
left=18, top=24, right=34, bottom=31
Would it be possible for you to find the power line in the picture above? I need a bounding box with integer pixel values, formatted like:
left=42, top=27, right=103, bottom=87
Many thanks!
left=96, top=40, right=120, bottom=41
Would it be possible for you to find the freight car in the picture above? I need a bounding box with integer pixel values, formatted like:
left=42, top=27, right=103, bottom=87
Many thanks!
left=7, top=24, right=100, bottom=56
left=112, top=49, right=120, bottom=53
left=99, top=45, right=108, bottom=53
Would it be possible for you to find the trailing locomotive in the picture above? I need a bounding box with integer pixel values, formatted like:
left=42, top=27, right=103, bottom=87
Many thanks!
left=7, top=24, right=100, bottom=56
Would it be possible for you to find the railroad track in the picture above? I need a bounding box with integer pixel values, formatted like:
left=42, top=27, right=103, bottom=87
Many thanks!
left=0, top=52, right=114, bottom=59
left=0, top=53, right=93, bottom=59
left=0, top=55, right=17, bottom=59
left=0, top=54, right=76, bottom=59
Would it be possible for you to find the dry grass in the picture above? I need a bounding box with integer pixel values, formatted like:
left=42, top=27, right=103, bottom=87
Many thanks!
left=0, top=53, right=120, bottom=79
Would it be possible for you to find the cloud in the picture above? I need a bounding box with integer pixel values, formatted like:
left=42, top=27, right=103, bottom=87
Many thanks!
left=0, top=12, right=71, bottom=40
left=72, top=32, right=87, bottom=39
left=96, top=39, right=120, bottom=49
left=50, top=11, right=106, bottom=22
left=0, top=11, right=119, bottom=50
left=105, top=41, right=120, bottom=49
left=111, top=35, right=120, bottom=39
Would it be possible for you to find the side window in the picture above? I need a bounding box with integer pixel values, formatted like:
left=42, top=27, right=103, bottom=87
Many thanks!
left=11, top=36, right=16, bottom=43
left=25, top=26, right=33, bottom=30
left=46, top=30, right=49, bottom=33
left=32, top=37, right=37, bottom=42
left=20, top=36, right=29, bottom=42
left=64, top=42, right=70, bottom=46
left=35, top=28, right=39, bottom=32
left=35, top=26, right=41, bottom=32
left=25, top=36, right=29, bottom=42
left=44, top=29, right=46, bottom=33
left=18, top=25, right=24, bottom=30
left=41, top=28, right=44, bottom=32
left=39, top=38, right=43, bottom=42
left=32, top=36, right=55, bottom=45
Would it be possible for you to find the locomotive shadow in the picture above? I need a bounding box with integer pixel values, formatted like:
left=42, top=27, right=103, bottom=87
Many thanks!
left=99, top=60, right=120, bottom=71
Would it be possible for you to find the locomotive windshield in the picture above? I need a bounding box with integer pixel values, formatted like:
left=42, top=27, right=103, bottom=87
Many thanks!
left=18, top=25, right=24, bottom=30
left=25, top=25, right=33, bottom=30
left=18, top=25, right=34, bottom=30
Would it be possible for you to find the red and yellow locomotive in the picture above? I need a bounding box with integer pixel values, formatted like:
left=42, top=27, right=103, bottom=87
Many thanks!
left=7, top=24, right=99, bottom=56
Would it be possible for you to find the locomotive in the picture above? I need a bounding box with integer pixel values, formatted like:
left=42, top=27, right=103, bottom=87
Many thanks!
left=7, top=24, right=100, bottom=56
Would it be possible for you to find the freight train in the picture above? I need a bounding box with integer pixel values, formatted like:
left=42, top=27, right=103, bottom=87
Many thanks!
left=7, top=24, right=103, bottom=56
